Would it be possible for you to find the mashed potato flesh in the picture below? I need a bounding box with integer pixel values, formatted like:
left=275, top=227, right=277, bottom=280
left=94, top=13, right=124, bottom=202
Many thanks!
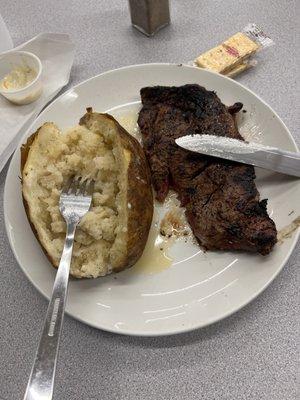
left=23, top=123, right=125, bottom=278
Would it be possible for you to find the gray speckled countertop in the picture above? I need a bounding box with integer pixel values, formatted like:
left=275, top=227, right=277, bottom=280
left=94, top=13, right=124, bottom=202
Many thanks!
left=0, top=1, right=299, bottom=399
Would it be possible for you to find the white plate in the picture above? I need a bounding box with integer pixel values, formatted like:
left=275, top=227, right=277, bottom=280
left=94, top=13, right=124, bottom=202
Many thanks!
left=4, top=64, right=300, bottom=336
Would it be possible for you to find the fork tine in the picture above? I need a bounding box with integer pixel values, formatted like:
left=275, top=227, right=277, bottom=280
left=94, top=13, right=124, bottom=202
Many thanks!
left=62, top=176, right=94, bottom=197
left=69, top=176, right=81, bottom=195
left=77, top=178, right=94, bottom=196
left=78, top=178, right=88, bottom=195
left=85, top=179, right=95, bottom=196
left=61, top=176, right=73, bottom=195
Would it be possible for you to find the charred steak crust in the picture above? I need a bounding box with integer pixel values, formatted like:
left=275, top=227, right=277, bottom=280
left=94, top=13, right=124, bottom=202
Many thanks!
left=138, top=84, right=277, bottom=255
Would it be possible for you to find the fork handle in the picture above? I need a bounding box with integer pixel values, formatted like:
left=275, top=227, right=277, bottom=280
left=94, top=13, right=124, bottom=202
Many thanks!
left=23, top=222, right=77, bottom=400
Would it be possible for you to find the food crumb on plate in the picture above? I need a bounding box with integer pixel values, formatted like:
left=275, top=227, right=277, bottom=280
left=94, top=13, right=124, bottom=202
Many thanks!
left=159, top=192, right=196, bottom=245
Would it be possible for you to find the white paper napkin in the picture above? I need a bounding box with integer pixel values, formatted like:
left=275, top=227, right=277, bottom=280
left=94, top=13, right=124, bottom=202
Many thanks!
left=0, top=14, right=13, bottom=52
left=0, top=33, right=75, bottom=172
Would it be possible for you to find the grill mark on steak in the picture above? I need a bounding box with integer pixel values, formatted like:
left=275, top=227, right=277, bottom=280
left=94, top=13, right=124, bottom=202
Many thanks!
left=138, top=84, right=277, bottom=255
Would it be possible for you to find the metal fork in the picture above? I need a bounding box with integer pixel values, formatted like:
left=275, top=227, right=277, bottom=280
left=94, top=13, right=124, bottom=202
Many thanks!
left=23, top=176, right=94, bottom=400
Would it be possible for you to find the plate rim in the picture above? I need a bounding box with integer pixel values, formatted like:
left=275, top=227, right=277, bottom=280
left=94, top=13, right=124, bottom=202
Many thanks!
left=4, top=62, right=300, bottom=336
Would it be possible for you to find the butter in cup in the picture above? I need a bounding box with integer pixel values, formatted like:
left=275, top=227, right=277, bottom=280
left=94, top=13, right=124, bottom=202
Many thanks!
left=0, top=51, right=43, bottom=105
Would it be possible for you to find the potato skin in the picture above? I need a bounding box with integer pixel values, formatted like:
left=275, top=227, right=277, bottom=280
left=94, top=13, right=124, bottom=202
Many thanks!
left=116, top=118, right=153, bottom=271
left=21, top=128, right=60, bottom=271
left=79, top=111, right=154, bottom=272
left=21, top=111, right=153, bottom=277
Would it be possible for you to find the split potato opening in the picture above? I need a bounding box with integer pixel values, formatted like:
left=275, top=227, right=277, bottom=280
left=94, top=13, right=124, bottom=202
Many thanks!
left=21, top=111, right=153, bottom=278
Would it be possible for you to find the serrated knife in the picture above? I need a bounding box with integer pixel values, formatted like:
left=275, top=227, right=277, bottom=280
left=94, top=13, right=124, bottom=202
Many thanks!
left=175, top=134, right=300, bottom=178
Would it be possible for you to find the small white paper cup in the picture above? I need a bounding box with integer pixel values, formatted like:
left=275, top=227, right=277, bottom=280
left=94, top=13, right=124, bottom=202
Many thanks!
left=0, top=50, right=43, bottom=105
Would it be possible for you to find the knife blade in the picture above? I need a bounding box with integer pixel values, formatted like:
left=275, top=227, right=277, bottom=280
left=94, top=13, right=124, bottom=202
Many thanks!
left=175, top=134, right=300, bottom=178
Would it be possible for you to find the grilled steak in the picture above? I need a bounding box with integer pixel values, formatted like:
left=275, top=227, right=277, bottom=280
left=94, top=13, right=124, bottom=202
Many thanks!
left=138, top=84, right=277, bottom=255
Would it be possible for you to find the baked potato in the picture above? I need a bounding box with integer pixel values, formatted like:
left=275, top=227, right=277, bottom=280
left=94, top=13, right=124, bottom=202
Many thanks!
left=21, top=110, right=153, bottom=278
